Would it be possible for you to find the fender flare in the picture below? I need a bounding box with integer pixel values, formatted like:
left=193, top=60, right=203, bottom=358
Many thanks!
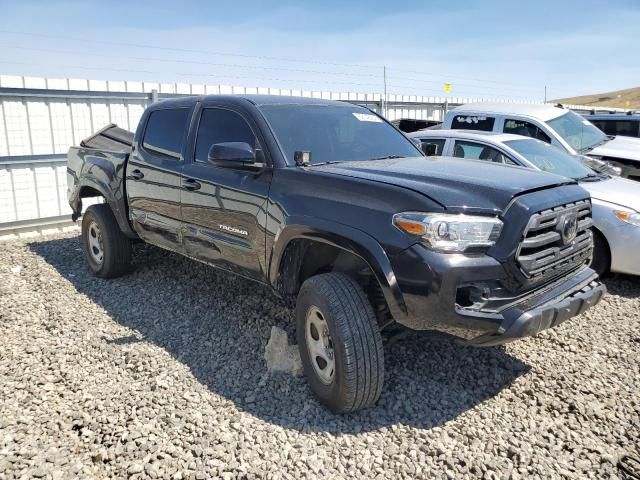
left=268, top=216, right=408, bottom=321
left=72, top=178, right=136, bottom=238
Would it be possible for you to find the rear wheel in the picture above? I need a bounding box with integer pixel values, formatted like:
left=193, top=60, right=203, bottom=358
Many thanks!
left=296, top=273, right=384, bottom=413
left=81, top=204, right=131, bottom=278
left=590, top=230, right=610, bottom=277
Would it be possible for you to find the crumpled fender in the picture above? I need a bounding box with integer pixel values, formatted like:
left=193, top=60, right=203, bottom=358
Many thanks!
left=269, top=215, right=408, bottom=321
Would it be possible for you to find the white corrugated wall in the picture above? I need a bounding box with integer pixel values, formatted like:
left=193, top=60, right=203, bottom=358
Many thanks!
left=0, top=74, right=619, bottom=232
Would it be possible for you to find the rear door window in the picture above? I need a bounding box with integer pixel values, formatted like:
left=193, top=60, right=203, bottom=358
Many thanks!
left=452, top=140, right=515, bottom=165
left=142, top=108, right=191, bottom=159
left=451, top=115, right=495, bottom=131
left=503, top=119, right=551, bottom=143
left=419, top=138, right=446, bottom=156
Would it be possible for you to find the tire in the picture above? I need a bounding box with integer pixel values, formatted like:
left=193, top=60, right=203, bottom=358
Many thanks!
left=590, top=229, right=610, bottom=277
left=81, top=204, right=131, bottom=278
left=295, top=273, right=384, bottom=413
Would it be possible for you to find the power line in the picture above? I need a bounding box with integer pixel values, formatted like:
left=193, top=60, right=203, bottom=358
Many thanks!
left=0, top=58, right=538, bottom=99
left=0, top=46, right=541, bottom=98
left=390, top=66, right=542, bottom=89
left=0, top=29, right=552, bottom=93
left=386, top=83, right=539, bottom=101
left=387, top=74, right=543, bottom=95
left=3, top=45, right=381, bottom=79
left=0, top=59, right=388, bottom=89
left=0, top=30, right=380, bottom=70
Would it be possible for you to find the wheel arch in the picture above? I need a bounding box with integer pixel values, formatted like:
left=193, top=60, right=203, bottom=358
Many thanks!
left=591, top=226, right=611, bottom=274
left=269, top=217, right=408, bottom=321
left=72, top=179, right=137, bottom=239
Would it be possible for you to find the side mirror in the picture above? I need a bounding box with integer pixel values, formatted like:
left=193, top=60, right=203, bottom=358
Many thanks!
left=208, top=142, right=262, bottom=169
left=421, top=142, right=438, bottom=156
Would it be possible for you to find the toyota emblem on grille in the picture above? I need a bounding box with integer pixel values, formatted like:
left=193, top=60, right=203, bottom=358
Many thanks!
left=560, top=213, right=578, bottom=244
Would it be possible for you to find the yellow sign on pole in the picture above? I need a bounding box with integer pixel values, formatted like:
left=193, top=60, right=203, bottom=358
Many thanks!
left=444, top=83, right=452, bottom=93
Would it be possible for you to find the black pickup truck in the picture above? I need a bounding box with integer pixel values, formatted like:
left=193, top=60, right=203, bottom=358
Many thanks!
left=67, top=95, right=605, bottom=412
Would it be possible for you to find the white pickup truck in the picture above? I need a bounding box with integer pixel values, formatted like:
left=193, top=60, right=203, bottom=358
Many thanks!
left=443, top=102, right=640, bottom=180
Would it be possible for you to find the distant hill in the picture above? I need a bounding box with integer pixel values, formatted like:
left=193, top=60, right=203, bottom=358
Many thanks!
left=554, top=86, right=640, bottom=109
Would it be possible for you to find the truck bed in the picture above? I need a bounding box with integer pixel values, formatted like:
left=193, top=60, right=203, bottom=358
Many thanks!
left=80, top=124, right=134, bottom=152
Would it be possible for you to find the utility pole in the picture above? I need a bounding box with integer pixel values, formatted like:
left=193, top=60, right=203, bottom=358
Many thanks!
left=383, top=65, right=388, bottom=118
left=544, top=86, right=548, bottom=103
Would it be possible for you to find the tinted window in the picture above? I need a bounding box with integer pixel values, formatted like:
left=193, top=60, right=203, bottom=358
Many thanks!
left=419, top=139, right=446, bottom=156
left=259, top=105, right=420, bottom=165
left=453, top=140, right=515, bottom=165
left=194, top=109, right=258, bottom=163
left=142, top=108, right=190, bottom=159
left=451, top=115, right=495, bottom=131
left=592, top=119, right=638, bottom=137
left=503, top=119, right=551, bottom=143
left=591, top=120, right=610, bottom=134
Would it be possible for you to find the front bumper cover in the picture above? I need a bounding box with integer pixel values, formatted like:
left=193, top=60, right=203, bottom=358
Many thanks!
left=391, top=244, right=606, bottom=345
left=467, top=279, right=606, bottom=346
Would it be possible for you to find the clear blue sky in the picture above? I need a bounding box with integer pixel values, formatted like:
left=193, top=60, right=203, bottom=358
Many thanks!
left=0, top=0, right=638, bottom=101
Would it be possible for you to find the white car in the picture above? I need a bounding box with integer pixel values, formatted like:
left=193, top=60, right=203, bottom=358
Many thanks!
left=442, top=102, right=640, bottom=180
left=408, top=129, right=640, bottom=276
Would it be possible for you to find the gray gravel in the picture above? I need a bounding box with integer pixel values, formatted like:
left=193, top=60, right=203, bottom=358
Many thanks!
left=1, top=232, right=638, bottom=479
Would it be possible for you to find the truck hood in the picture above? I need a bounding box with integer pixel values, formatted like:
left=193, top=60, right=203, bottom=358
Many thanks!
left=589, top=135, right=640, bottom=162
left=580, top=176, right=640, bottom=211
left=316, top=156, right=575, bottom=214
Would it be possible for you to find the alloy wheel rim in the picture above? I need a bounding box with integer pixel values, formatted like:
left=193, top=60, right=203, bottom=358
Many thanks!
left=305, top=305, right=335, bottom=385
left=87, top=221, right=104, bottom=265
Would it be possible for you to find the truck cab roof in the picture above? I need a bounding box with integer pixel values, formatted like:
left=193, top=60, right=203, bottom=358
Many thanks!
left=150, top=94, right=351, bottom=110
left=451, top=102, right=567, bottom=122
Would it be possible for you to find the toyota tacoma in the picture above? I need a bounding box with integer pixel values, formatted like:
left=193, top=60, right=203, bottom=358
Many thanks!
left=67, top=95, right=605, bottom=412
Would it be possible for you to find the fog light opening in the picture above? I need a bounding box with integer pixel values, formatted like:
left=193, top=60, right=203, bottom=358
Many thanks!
left=456, top=285, right=489, bottom=310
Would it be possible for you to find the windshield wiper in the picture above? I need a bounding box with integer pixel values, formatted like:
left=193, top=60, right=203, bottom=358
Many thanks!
left=302, top=161, right=343, bottom=167
left=576, top=172, right=604, bottom=182
left=581, top=136, right=611, bottom=153
left=369, top=155, right=406, bottom=161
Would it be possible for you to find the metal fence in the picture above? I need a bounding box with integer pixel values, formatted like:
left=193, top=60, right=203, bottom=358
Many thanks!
left=0, top=74, right=627, bottom=237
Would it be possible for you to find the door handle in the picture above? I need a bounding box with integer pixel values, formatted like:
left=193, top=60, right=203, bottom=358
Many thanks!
left=129, top=169, right=144, bottom=180
left=182, top=178, right=201, bottom=191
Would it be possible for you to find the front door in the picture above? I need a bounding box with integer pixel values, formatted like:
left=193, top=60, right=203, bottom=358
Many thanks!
left=181, top=106, right=272, bottom=282
left=126, top=107, right=192, bottom=253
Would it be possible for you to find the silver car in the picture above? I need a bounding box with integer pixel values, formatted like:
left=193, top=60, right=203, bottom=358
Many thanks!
left=408, top=129, right=640, bottom=276
left=442, top=103, right=640, bottom=179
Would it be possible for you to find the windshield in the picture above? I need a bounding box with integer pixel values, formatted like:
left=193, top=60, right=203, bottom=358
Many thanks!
left=505, top=138, right=594, bottom=180
left=547, top=111, right=608, bottom=152
left=259, top=104, right=421, bottom=165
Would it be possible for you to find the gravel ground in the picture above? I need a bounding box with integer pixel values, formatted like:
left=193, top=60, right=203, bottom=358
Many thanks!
left=1, top=232, right=638, bottom=479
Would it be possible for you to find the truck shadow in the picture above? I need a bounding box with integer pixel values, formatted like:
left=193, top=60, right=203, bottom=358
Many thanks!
left=30, top=235, right=536, bottom=434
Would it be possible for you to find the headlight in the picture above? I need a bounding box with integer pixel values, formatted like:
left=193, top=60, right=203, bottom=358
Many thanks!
left=393, top=212, right=503, bottom=252
left=615, top=210, right=640, bottom=227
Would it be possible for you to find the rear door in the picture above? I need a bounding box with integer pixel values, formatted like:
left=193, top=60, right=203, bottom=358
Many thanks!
left=180, top=103, right=272, bottom=282
left=126, top=106, right=192, bottom=253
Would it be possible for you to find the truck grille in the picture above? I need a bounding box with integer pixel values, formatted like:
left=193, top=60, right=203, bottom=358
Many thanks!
left=516, top=199, right=593, bottom=279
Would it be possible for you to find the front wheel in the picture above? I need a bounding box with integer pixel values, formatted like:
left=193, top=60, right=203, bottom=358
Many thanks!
left=296, top=273, right=384, bottom=413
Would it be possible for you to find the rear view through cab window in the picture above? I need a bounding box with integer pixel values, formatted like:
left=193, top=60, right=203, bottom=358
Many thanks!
left=451, top=115, right=495, bottom=131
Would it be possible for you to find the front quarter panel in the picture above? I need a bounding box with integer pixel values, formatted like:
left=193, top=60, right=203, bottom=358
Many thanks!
left=266, top=167, right=445, bottom=317
left=591, top=198, right=640, bottom=275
